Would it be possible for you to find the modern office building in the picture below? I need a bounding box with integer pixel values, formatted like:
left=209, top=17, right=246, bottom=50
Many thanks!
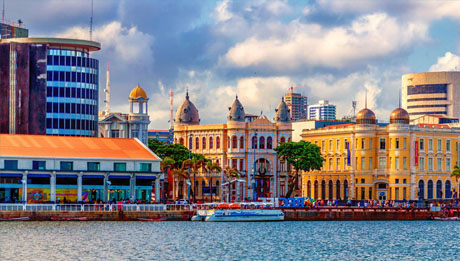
left=402, top=72, right=460, bottom=120
left=0, top=37, right=100, bottom=136
left=0, top=20, right=28, bottom=39
left=284, top=92, right=308, bottom=121
left=173, top=93, right=293, bottom=201
left=307, top=100, right=336, bottom=120
left=0, top=134, right=161, bottom=203
left=301, top=105, right=460, bottom=201
left=99, top=85, right=150, bottom=144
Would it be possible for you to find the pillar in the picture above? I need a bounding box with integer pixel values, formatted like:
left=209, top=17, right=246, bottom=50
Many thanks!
left=77, top=173, right=83, bottom=202
left=130, top=174, right=136, bottom=201
left=155, top=177, right=160, bottom=203
left=410, top=132, right=417, bottom=200
left=104, top=174, right=109, bottom=202
left=50, top=172, right=56, bottom=202
left=22, top=172, right=28, bottom=203
left=350, top=133, right=356, bottom=200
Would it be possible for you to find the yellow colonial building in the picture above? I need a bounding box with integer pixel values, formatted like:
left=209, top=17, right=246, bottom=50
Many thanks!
left=173, top=92, right=292, bottom=201
left=301, top=105, right=460, bottom=201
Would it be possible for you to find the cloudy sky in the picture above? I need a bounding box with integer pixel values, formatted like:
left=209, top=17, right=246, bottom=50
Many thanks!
left=5, top=0, right=460, bottom=128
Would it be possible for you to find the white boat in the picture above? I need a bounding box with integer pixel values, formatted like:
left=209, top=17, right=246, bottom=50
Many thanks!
left=204, top=209, right=284, bottom=222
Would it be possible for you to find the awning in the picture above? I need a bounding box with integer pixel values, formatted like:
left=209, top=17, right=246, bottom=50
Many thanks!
left=0, top=173, right=22, bottom=177
left=136, top=176, right=156, bottom=180
left=109, top=175, right=131, bottom=179
left=83, top=175, right=105, bottom=179
left=29, top=174, right=51, bottom=178
left=56, top=174, right=77, bottom=178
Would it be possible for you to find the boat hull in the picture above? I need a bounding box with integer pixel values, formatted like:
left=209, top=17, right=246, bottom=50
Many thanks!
left=205, top=209, right=284, bottom=222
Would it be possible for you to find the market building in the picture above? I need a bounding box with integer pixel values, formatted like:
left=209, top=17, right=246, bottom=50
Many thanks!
left=0, top=134, right=161, bottom=203
left=301, top=105, right=460, bottom=201
left=173, top=93, right=293, bottom=202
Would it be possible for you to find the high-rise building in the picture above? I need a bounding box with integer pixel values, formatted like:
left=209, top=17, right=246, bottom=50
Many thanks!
left=307, top=100, right=336, bottom=120
left=402, top=72, right=460, bottom=120
left=0, top=38, right=100, bottom=136
left=284, top=92, right=307, bottom=121
left=0, top=20, right=28, bottom=39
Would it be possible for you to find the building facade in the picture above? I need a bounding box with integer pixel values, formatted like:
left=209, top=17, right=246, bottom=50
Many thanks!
left=0, top=21, right=28, bottom=39
left=301, top=106, right=460, bottom=201
left=99, top=85, right=150, bottom=144
left=148, top=129, right=173, bottom=144
left=173, top=93, right=293, bottom=201
left=0, top=134, right=161, bottom=203
left=0, top=37, right=100, bottom=136
left=307, top=100, right=336, bottom=120
left=402, top=72, right=460, bottom=120
left=284, top=92, right=308, bottom=121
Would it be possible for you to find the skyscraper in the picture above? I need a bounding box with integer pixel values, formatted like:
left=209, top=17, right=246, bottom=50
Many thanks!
left=284, top=92, right=308, bottom=121
left=307, top=100, right=336, bottom=120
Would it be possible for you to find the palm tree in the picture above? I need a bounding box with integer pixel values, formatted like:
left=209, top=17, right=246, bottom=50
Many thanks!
left=171, top=161, right=190, bottom=201
left=223, top=166, right=239, bottom=202
left=452, top=165, right=460, bottom=182
left=184, top=157, right=205, bottom=203
left=204, top=161, right=222, bottom=202
left=160, top=157, right=175, bottom=202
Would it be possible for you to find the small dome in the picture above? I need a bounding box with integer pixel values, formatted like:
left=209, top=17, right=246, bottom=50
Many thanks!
left=129, top=85, right=148, bottom=99
left=356, top=108, right=376, bottom=124
left=274, top=98, right=291, bottom=123
left=390, top=107, right=410, bottom=124
left=228, top=96, right=245, bottom=122
left=174, top=92, right=200, bottom=125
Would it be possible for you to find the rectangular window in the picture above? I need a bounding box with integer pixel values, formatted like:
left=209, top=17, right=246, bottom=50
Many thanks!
left=361, top=187, right=365, bottom=200
left=403, top=187, right=407, bottom=200
left=380, top=138, right=386, bottom=150
left=420, top=139, right=424, bottom=150
left=239, top=159, right=244, bottom=171
left=336, top=139, right=340, bottom=151
left=403, top=157, right=407, bottom=170
left=336, top=158, right=340, bottom=170
left=114, top=163, right=126, bottom=172
left=361, top=179, right=365, bottom=184
left=379, top=157, right=386, bottom=169
left=428, top=158, right=433, bottom=171
left=361, top=138, right=365, bottom=149
left=395, top=188, right=400, bottom=200
left=447, top=140, right=451, bottom=152
left=447, top=158, right=451, bottom=172
left=403, top=138, right=407, bottom=149
left=437, top=158, right=442, bottom=171
left=403, top=179, right=407, bottom=184
left=369, top=157, right=373, bottom=170
left=437, top=140, right=442, bottom=152
left=395, top=179, right=399, bottom=184
left=369, top=139, right=373, bottom=150
left=429, top=139, right=433, bottom=151
left=60, top=161, right=73, bottom=171
left=395, top=138, right=399, bottom=149
left=329, top=158, right=333, bottom=170
left=232, top=159, right=237, bottom=169
left=395, top=157, right=399, bottom=170
left=139, top=163, right=152, bottom=172
left=4, top=160, right=18, bottom=170
left=369, top=187, right=373, bottom=200
left=419, top=157, right=425, bottom=171
left=361, top=157, right=365, bottom=170
left=32, top=161, right=46, bottom=170
left=87, top=162, right=100, bottom=171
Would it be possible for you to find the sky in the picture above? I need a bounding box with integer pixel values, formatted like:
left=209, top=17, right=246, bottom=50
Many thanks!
left=5, top=0, right=460, bottom=128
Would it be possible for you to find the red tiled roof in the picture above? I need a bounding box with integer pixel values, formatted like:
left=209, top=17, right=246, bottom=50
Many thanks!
left=321, top=123, right=355, bottom=129
left=148, top=129, right=169, bottom=132
left=0, top=134, right=159, bottom=160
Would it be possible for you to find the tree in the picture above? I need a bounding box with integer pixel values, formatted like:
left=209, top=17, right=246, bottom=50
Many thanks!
left=274, top=141, right=324, bottom=198
left=183, top=156, right=206, bottom=203
left=148, top=141, right=190, bottom=169
left=160, top=157, right=175, bottom=202
left=223, top=166, right=239, bottom=202
left=170, top=161, right=191, bottom=201
left=204, top=161, right=222, bottom=202
left=452, top=165, right=460, bottom=183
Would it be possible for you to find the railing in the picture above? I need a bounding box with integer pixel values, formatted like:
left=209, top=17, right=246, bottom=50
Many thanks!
left=0, top=204, right=192, bottom=212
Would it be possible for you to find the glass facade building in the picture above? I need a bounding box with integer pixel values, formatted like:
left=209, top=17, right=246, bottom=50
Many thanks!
left=45, top=48, right=99, bottom=136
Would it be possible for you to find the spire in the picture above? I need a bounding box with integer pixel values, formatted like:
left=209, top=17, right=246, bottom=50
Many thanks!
left=186, top=88, right=189, bottom=100
left=104, top=60, right=110, bottom=115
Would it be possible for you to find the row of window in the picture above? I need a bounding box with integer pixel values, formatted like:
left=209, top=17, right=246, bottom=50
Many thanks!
left=306, top=180, right=349, bottom=200
left=407, top=84, right=447, bottom=95
left=46, top=87, right=98, bottom=99
left=46, top=118, right=97, bottom=131
left=178, top=135, right=290, bottom=150
left=3, top=160, right=152, bottom=172
left=418, top=179, right=453, bottom=199
left=47, top=71, right=98, bottom=84
left=48, top=49, right=90, bottom=57
left=46, top=102, right=97, bottom=115
left=47, top=55, right=98, bottom=68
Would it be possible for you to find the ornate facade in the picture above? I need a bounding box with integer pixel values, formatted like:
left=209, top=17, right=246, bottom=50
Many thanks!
left=173, top=93, right=292, bottom=201
left=301, top=105, right=460, bottom=201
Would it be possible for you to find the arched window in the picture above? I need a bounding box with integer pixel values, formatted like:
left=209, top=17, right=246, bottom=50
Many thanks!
left=209, top=137, right=213, bottom=149
left=321, top=180, right=326, bottom=199
left=195, top=137, right=200, bottom=150
left=202, top=137, right=206, bottom=149
left=436, top=180, right=443, bottom=199
left=216, top=159, right=220, bottom=166
left=259, top=136, right=265, bottom=149
left=446, top=180, right=452, bottom=198
left=307, top=180, right=311, bottom=197
left=216, top=136, right=220, bottom=149
left=418, top=180, right=425, bottom=200
left=179, top=138, right=184, bottom=145
left=336, top=180, right=341, bottom=200
left=328, top=180, right=333, bottom=200
left=267, top=136, right=273, bottom=149
left=239, top=136, right=244, bottom=149
left=228, top=136, right=230, bottom=148
left=344, top=180, right=348, bottom=200
left=314, top=180, right=318, bottom=199
left=216, top=180, right=220, bottom=194
left=232, top=136, right=237, bottom=149
left=280, top=137, right=286, bottom=143
left=202, top=180, right=206, bottom=196
left=252, top=136, right=257, bottom=149
left=427, top=180, right=434, bottom=199
left=188, top=136, right=192, bottom=149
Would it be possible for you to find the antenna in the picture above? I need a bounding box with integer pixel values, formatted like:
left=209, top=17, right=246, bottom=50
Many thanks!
left=89, top=0, right=93, bottom=41
left=170, top=89, right=174, bottom=129
left=104, top=61, right=110, bottom=115
left=2, top=0, right=5, bottom=23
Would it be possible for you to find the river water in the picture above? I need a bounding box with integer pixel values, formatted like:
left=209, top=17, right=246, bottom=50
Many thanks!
left=0, top=221, right=458, bottom=260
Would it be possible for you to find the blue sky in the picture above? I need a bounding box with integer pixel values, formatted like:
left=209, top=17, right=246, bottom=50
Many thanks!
left=5, top=0, right=460, bottom=128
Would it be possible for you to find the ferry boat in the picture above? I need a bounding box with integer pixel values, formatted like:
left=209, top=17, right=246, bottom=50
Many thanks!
left=193, top=203, right=284, bottom=222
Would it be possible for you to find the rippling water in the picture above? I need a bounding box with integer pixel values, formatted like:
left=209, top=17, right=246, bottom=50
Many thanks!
left=1, top=221, right=459, bottom=260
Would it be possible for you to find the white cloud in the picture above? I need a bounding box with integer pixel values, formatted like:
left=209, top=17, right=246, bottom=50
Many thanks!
left=214, top=0, right=233, bottom=22
left=429, top=52, right=460, bottom=72
left=222, top=13, right=427, bottom=71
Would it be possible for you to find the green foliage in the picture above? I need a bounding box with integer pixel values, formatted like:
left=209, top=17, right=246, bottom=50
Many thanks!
left=452, top=165, right=460, bottom=182
left=274, top=141, right=324, bottom=173
left=148, top=140, right=207, bottom=169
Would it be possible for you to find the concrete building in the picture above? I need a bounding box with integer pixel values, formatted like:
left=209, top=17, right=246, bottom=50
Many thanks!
left=0, top=37, right=100, bottom=136
left=0, top=20, right=28, bottom=39
left=0, top=134, right=161, bottom=203
left=402, top=72, right=460, bottom=120
left=301, top=105, right=460, bottom=201
left=307, top=100, right=336, bottom=120
left=284, top=92, right=308, bottom=121
left=173, top=93, right=293, bottom=201
left=291, top=120, right=352, bottom=142
left=99, top=85, right=150, bottom=145
left=411, top=115, right=459, bottom=125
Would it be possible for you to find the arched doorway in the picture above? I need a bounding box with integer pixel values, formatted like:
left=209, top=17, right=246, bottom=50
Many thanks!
left=314, top=180, right=318, bottom=199
left=375, top=181, right=388, bottom=200
left=321, top=180, right=326, bottom=199
left=253, top=158, right=271, bottom=199
left=307, top=180, right=311, bottom=198
left=418, top=180, right=425, bottom=200
left=328, top=180, right=333, bottom=200
left=446, top=180, right=452, bottom=198
left=427, top=180, right=434, bottom=199
left=343, top=180, right=348, bottom=200
left=436, top=180, right=443, bottom=199
left=336, top=180, right=341, bottom=200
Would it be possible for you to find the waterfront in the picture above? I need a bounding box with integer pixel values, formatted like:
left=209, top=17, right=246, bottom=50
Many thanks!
left=1, top=221, right=459, bottom=260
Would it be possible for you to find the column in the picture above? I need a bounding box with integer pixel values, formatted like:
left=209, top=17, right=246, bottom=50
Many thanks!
left=77, top=173, right=83, bottom=202
left=155, top=177, right=160, bottom=203
left=50, top=172, right=56, bottom=202
left=274, top=155, right=278, bottom=198
left=130, top=174, right=136, bottom=201
left=104, top=174, right=109, bottom=202
left=350, top=133, right=356, bottom=200
left=22, top=172, right=28, bottom=203
left=410, top=133, right=417, bottom=200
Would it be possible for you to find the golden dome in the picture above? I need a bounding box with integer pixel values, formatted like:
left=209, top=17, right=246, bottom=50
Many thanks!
left=356, top=108, right=376, bottom=124
left=390, top=108, right=410, bottom=124
left=129, top=85, right=148, bottom=99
